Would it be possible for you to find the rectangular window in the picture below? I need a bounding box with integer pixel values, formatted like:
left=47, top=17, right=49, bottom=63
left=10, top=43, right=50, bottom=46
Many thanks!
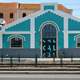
left=77, top=38, right=80, bottom=48
left=77, top=43, right=80, bottom=47
left=0, top=13, right=3, bottom=18
left=10, top=13, right=14, bottom=18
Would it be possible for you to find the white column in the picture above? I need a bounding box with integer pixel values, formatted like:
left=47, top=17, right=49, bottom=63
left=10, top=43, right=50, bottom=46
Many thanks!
left=0, top=33, right=2, bottom=48
left=64, top=17, right=68, bottom=48
left=30, top=18, right=35, bottom=48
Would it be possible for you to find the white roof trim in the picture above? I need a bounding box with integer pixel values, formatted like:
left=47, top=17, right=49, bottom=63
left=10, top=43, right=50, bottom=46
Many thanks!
left=55, top=10, right=80, bottom=22
left=31, top=9, right=80, bottom=22
left=3, top=10, right=42, bottom=30
left=3, top=9, right=80, bottom=31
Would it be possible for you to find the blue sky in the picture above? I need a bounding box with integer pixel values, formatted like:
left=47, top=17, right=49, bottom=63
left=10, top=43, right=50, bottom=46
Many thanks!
left=0, top=0, right=80, bottom=17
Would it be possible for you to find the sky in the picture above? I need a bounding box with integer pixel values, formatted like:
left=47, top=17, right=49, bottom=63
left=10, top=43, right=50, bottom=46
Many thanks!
left=0, top=0, right=80, bottom=17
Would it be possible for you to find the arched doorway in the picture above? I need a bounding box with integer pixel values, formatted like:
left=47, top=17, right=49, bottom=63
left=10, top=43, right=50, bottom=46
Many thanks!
left=41, top=23, right=58, bottom=58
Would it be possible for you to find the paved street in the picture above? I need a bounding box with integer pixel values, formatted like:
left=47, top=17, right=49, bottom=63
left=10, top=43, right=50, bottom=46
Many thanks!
left=0, top=73, right=80, bottom=80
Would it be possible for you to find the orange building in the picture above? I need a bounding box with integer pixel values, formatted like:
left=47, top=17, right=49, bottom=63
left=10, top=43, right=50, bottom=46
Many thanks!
left=0, top=2, right=72, bottom=24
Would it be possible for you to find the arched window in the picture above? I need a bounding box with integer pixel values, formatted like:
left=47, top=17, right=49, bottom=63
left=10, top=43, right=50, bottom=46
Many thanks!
left=42, top=24, right=56, bottom=38
left=10, top=37, right=22, bottom=48
left=41, top=23, right=57, bottom=58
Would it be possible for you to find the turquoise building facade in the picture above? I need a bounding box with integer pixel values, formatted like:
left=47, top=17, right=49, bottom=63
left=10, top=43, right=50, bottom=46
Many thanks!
left=0, top=3, right=80, bottom=58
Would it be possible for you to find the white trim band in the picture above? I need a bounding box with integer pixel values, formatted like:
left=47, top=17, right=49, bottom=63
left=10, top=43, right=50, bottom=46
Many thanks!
left=68, top=31, right=80, bottom=34
left=64, top=17, right=68, bottom=48
left=3, top=31, right=31, bottom=34
left=30, top=18, right=35, bottom=48
left=0, top=34, right=2, bottom=48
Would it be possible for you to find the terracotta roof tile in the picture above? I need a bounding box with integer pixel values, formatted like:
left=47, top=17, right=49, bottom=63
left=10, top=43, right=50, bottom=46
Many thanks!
left=57, top=4, right=72, bottom=14
left=19, top=4, right=40, bottom=10
left=0, top=2, right=17, bottom=8
left=0, top=2, right=72, bottom=13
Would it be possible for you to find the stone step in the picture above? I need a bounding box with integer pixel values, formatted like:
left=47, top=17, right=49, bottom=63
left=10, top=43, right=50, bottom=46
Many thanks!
left=0, top=67, right=79, bottom=71
left=0, top=71, right=80, bottom=74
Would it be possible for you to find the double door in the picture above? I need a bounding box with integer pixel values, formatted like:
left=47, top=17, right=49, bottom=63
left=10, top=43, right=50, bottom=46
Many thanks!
left=42, top=38, right=56, bottom=58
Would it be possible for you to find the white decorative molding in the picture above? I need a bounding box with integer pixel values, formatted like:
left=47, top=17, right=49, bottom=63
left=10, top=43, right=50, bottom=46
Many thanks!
left=30, top=18, right=35, bottom=48
left=3, top=8, right=80, bottom=32
left=64, top=16, right=68, bottom=48
left=3, top=31, right=31, bottom=34
left=7, top=34, right=26, bottom=41
left=3, top=10, right=42, bottom=30
left=55, top=10, right=80, bottom=22
left=0, top=34, right=2, bottom=48
left=39, top=21, right=60, bottom=31
left=68, top=31, right=80, bottom=34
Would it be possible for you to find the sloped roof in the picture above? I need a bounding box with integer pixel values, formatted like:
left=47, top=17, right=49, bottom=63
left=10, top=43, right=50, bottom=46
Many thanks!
left=57, top=4, right=72, bottom=14
left=18, top=4, right=40, bottom=10
left=0, top=2, right=72, bottom=13
left=0, top=2, right=17, bottom=8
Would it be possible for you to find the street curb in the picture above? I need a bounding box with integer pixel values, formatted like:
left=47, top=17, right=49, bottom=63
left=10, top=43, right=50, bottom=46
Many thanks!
left=0, top=71, right=80, bottom=74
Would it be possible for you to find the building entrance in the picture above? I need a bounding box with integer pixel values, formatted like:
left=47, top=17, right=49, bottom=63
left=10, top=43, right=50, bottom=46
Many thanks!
left=41, top=24, right=57, bottom=58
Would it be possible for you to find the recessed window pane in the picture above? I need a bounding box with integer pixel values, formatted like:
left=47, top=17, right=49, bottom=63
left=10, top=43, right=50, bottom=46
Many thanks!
left=0, top=13, right=3, bottom=18
left=22, top=13, right=26, bottom=17
left=10, top=13, right=13, bottom=18
left=77, top=38, right=80, bottom=48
